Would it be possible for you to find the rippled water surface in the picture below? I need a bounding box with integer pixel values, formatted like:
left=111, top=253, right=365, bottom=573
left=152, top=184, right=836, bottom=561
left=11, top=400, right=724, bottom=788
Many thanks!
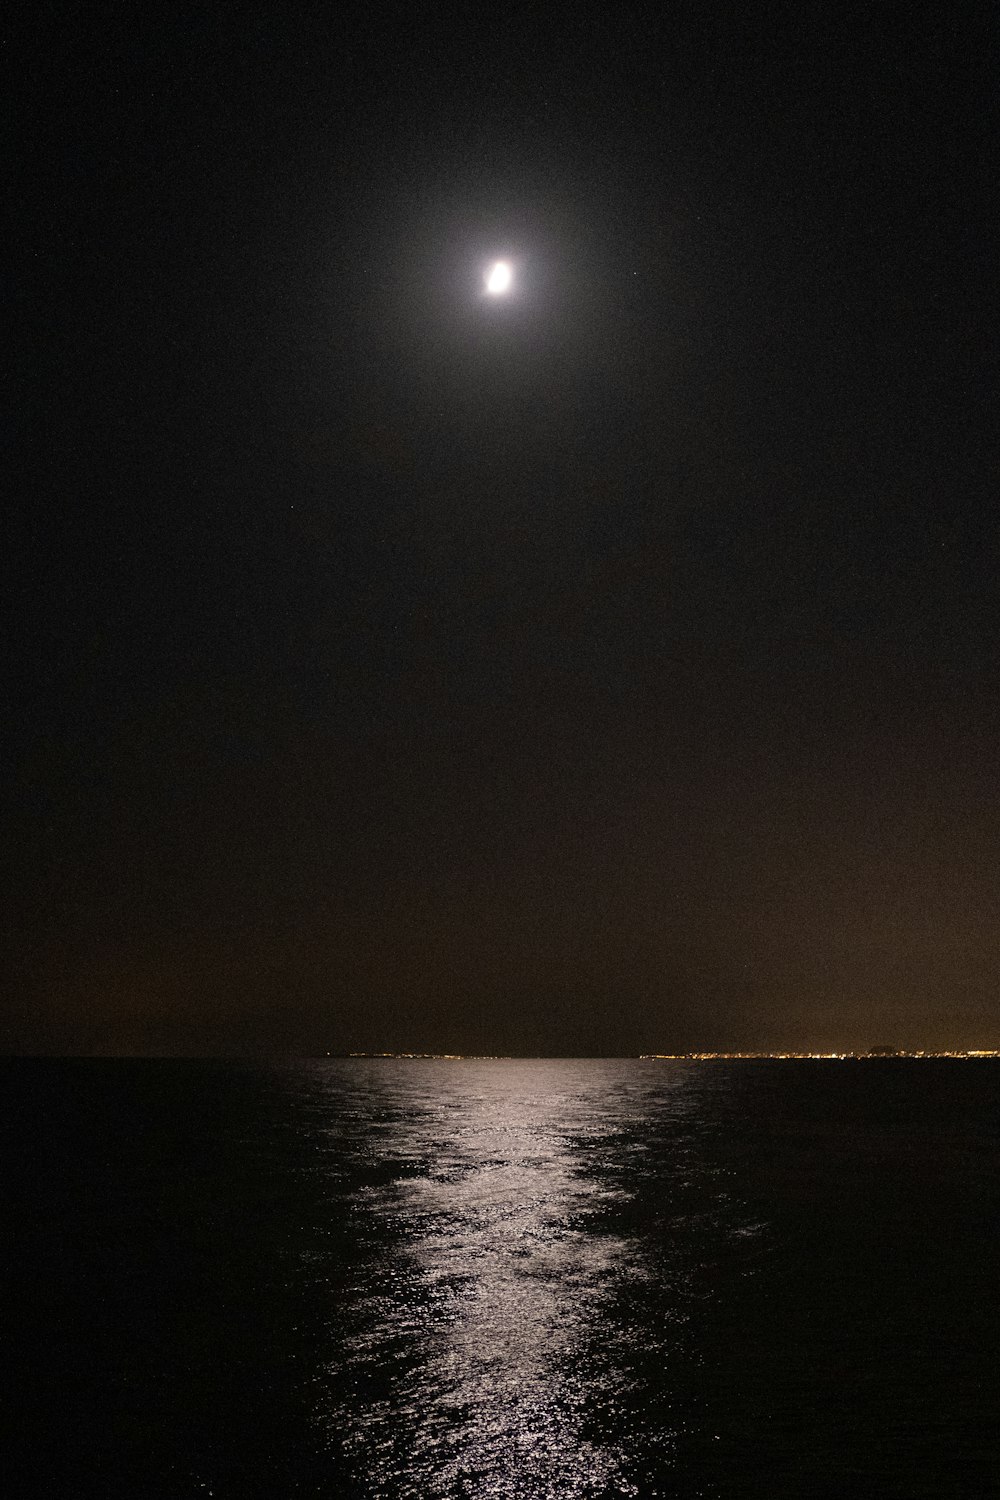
left=6, top=1059, right=1000, bottom=1497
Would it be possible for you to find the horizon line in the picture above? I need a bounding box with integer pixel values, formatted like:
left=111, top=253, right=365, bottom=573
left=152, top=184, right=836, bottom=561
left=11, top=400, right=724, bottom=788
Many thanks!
left=5, top=1049, right=1000, bottom=1062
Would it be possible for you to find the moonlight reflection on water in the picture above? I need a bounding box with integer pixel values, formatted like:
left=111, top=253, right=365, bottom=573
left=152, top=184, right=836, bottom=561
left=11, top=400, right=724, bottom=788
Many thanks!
left=316, top=1061, right=702, bottom=1498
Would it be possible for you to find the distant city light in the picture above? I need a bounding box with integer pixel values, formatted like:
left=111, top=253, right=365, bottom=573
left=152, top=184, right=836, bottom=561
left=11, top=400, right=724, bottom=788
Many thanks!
left=638, top=1050, right=1000, bottom=1061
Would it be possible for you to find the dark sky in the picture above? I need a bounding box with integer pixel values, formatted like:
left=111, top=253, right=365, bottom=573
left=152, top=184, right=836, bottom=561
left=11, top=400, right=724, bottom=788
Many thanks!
left=7, top=1, right=998, bottom=1055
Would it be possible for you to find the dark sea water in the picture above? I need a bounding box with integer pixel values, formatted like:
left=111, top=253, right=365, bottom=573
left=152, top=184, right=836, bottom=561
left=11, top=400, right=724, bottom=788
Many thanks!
left=4, top=1058, right=999, bottom=1498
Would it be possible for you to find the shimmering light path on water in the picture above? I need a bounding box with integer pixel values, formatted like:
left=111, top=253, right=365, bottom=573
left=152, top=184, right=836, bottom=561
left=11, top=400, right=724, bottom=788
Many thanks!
left=5, top=1058, right=1000, bottom=1498
left=317, top=1060, right=707, bottom=1497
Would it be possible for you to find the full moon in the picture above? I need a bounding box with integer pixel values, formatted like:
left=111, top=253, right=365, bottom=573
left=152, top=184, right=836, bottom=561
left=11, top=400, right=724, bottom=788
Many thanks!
left=485, top=260, right=512, bottom=295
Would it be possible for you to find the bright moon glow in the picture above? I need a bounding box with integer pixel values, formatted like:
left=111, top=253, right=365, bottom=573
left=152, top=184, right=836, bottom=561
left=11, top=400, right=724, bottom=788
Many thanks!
left=486, top=260, right=512, bottom=295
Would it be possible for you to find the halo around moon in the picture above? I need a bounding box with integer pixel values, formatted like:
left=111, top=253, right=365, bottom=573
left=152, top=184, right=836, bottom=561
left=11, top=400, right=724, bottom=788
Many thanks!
left=485, top=260, right=512, bottom=295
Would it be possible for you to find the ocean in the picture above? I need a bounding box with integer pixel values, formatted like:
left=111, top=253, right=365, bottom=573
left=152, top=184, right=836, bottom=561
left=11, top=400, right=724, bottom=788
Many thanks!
left=4, top=1058, right=998, bottom=1497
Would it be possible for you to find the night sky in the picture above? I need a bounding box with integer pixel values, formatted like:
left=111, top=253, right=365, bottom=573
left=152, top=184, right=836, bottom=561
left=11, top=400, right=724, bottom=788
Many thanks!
left=7, top=2, right=998, bottom=1055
